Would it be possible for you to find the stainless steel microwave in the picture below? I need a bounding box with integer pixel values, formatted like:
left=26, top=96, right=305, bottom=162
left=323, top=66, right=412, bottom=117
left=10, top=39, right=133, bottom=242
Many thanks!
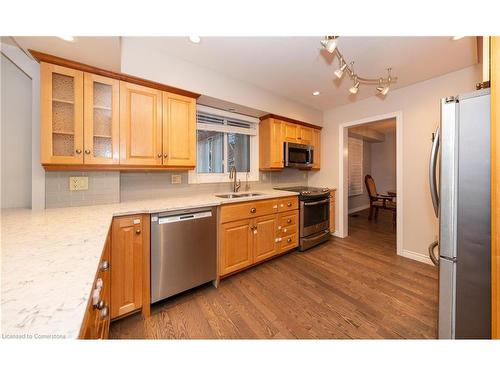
left=284, top=142, right=314, bottom=168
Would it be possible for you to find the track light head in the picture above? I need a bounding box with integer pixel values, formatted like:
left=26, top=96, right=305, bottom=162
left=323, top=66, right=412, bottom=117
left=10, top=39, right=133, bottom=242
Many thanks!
left=377, top=85, right=390, bottom=96
left=349, top=79, right=360, bottom=94
left=321, top=36, right=338, bottom=53
left=334, top=60, right=347, bottom=79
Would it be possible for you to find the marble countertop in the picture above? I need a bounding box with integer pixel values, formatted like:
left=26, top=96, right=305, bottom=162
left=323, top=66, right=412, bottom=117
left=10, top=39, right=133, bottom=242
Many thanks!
left=0, top=189, right=298, bottom=339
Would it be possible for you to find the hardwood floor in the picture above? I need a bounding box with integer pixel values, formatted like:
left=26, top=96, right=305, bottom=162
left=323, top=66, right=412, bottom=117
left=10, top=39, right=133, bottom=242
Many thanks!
left=110, top=209, right=438, bottom=339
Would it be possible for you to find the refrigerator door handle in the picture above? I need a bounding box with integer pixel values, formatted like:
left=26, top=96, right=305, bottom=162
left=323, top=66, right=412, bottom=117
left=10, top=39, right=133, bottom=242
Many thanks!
left=429, top=127, right=440, bottom=217
left=428, top=240, right=439, bottom=266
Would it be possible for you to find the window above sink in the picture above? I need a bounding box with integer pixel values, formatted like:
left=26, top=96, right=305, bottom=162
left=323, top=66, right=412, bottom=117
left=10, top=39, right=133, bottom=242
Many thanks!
left=188, top=105, right=259, bottom=184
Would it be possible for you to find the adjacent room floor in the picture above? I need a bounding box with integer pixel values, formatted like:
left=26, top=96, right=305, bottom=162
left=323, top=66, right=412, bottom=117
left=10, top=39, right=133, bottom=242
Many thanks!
left=110, top=209, right=438, bottom=339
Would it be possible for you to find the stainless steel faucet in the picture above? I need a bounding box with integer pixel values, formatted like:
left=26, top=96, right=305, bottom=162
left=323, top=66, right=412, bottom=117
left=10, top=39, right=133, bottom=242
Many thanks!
left=229, top=166, right=241, bottom=192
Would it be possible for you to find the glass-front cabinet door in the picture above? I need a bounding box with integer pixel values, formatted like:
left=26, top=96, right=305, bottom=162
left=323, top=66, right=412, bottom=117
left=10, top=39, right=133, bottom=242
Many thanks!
left=83, top=73, right=119, bottom=164
left=40, top=62, right=84, bottom=164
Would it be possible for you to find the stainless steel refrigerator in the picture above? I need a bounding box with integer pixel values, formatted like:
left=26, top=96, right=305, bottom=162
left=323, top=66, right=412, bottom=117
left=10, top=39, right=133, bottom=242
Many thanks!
left=428, top=89, right=491, bottom=339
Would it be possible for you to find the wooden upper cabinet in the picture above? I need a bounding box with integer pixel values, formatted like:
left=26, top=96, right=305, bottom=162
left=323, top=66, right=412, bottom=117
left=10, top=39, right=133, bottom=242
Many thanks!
left=83, top=73, right=120, bottom=165
left=283, top=122, right=299, bottom=142
left=253, top=214, right=279, bottom=263
left=119, top=81, right=163, bottom=166
left=162, top=92, right=196, bottom=167
left=259, top=118, right=284, bottom=170
left=299, top=126, right=313, bottom=144
left=111, top=215, right=144, bottom=319
left=219, top=218, right=254, bottom=276
left=312, top=129, right=321, bottom=169
left=41, top=62, right=84, bottom=165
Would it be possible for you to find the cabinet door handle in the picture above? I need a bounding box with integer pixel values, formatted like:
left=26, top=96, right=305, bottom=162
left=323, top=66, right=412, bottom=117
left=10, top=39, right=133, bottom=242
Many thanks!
left=250, top=208, right=257, bottom=213
left=287, top=238, right=292, bottom=243
left=157, top=153, right=163, bottom=158
left=75, top=149, right=82, bottom=154
left=287, top=219, right=292, bottom=224
left=84, top=149, right=91, bottom=155
left=164, top=154, right=168, bottom=158
left=100, top=260, right=110, bottom=271
left=135, top=229, right=141, bottom=235
left=99, top=306, right=109, bottom=319
left=287, top=202, right=292, bottom=207
left=95, top=300, right=105, bottom=310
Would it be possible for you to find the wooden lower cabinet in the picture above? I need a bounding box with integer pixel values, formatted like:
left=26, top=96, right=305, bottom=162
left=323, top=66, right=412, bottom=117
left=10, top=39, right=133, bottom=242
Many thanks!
left=254, top=214, right=279, bottom=263
left=80, top=231, right=111, bottom=339
left=219, top=197, right=299, bottom=277
left=220, top=218, right=254, bottom=275
left=110, top=214, right=150, bottom=320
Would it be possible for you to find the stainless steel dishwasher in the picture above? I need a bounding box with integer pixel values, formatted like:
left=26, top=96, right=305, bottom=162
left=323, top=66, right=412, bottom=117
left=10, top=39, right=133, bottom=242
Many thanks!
left=151, top=206, right=217, bottom=303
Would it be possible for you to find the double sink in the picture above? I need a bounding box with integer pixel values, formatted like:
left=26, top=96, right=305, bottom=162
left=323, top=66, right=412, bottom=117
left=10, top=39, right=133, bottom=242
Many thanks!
left=215, top=192, right=264, bottom=199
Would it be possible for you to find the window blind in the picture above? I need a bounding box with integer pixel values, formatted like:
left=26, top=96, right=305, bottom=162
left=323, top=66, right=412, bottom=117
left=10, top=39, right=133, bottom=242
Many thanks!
left=348, top=137, right=364, bottom=196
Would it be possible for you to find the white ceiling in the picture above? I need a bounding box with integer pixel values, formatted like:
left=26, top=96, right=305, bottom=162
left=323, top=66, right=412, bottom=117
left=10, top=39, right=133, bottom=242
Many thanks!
left=142, top=36, right=477, bottom=110
left=13, top=36, right=122, bottom=71
left=12, top=36, right=477, bottom=111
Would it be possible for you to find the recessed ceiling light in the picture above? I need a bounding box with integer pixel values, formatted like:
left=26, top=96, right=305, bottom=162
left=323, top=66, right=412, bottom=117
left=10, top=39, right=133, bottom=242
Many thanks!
left=189, top=36, right=201, bottom=44
left=312, top=91, right=320, bottom=96
left=58, top=36, right=75, bottom=42
left=452, top=36, right=465, bottom=41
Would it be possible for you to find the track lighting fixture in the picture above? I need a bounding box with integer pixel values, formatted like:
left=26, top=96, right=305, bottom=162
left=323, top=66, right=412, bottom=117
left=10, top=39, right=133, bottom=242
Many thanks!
left=320, top=36, right=397, bottom=97
left=320, top=36, right=338, bottom=53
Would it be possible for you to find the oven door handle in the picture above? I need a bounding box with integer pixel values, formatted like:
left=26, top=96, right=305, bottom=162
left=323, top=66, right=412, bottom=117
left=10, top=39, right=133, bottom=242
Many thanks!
left=303, top=199, right=329, bottom=206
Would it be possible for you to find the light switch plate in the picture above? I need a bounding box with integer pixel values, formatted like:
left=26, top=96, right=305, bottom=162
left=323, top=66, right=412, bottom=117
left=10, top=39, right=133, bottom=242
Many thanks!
left=171, top=175, right=182, bottom=184
left=69, top=176, right=89, bottom=191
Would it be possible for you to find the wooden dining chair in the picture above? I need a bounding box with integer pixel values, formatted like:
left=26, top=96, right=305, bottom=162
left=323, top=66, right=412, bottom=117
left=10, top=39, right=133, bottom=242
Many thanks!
left=364, top=174, right=396, bottom=225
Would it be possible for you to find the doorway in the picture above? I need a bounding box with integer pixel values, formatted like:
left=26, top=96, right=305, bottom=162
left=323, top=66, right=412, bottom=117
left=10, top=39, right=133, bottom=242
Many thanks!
left=338, top=112, right=403, bottom=255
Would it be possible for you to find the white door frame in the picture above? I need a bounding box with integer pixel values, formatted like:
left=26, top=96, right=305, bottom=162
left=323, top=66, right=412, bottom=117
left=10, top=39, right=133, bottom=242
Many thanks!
left=338, top=111, right=403, bottom=256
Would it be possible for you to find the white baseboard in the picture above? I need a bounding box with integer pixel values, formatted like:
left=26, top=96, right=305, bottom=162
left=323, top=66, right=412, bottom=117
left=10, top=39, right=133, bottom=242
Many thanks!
left=400, top=249, right=433, bottom=265
left=348, top=204, right=370, bottom=214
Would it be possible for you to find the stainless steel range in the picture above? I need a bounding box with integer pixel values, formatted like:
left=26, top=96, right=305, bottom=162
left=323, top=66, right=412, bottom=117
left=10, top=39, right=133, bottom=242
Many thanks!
left=275, top=186, right=331, bottom=251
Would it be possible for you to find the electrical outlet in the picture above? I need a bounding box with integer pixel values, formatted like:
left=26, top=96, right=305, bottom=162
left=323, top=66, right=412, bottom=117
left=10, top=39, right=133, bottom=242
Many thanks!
left=69, top=176, right=89, bottom=191
left=171, top=175, right=182, bottom=184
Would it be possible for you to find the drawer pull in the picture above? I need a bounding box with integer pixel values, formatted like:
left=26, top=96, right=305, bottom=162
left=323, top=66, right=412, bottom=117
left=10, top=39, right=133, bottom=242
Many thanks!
left=287, top=202, right=292, bottom=207
left=287, top=238, right=292, bottom=243
left=287, top=218, right=292, bottom=224
left=135, top=229, right=141, bottom=235
left=283, top=228, right=287, bottom=233
left=250, top=208, right=257, bottom=213
left=280, top=204, right=284, bottom=208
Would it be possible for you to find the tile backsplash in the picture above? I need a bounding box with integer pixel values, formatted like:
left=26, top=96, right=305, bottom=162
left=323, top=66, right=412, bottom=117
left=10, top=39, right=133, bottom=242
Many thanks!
left=45, top=171, right=120, bottom=208
left=45, top=168, right=308, bottom=207
left=120, top=168, right=308, bottom=202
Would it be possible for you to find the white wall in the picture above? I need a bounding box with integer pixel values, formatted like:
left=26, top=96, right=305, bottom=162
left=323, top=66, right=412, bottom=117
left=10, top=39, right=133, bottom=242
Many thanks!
left=309, top=64, right=481, bottom=259
left=1, top=54, right=32, bottom=208
left=120, top=38, right=322, bottom=125
left=371, top=129, right=396, bottom=195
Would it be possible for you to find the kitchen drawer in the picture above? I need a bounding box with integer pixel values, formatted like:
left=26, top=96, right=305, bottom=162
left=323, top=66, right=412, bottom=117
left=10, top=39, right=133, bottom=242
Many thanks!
left=280, top=224, right=297, bottom=236
left=220, top=198, right=278, bottom=223
left=277, top=197, right=298, bottom=212
left=280, top=232, right=298, bottom=253
left=279, top=211, right=298, bottom=227
left=80, top=233, right=111, bottom=339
